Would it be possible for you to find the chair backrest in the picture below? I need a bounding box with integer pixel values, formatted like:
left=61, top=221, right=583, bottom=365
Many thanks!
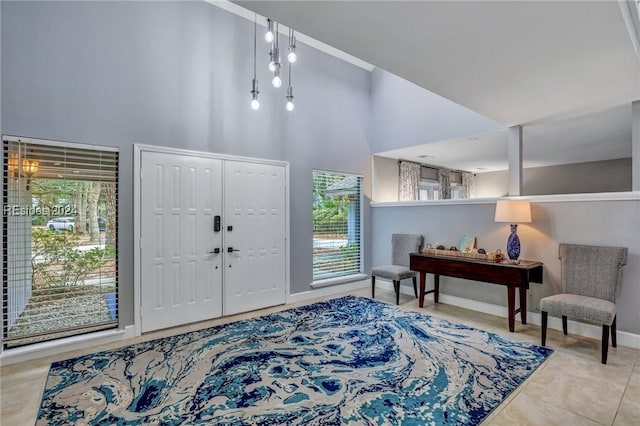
left=559, top=243, right=628, bottom=302
left=391, top=234, right=423, bottom=267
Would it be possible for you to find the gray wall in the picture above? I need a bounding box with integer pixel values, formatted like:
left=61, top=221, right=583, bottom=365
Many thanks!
left=369, top=68, right=503, bottom=153
left=475, top=158, right=633, bottom=197
left=1, top=1, right=372, bottom=328
left=371, top=200, right=640, bottom=334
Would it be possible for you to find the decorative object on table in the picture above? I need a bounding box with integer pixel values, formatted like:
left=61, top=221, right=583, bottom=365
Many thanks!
left=540, top=244, right=627, bottom=364
left=459, top=235, right=477, bottom=252
left=494, top=199, right=532, bottom=264
left=37, top=296, right=552, bottom=425
left=422, top=246, right=504, bottom=262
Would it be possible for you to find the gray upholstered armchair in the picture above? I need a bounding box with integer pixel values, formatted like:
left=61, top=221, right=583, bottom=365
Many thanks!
left=371, top=234, right=423, bottom=305
left=540, top=243, right=628, bottom=364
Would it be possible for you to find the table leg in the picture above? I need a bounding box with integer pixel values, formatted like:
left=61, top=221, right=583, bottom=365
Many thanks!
left=519, top=287, right=527, bottom=324
left=419, top=272, right=426, bottom=308
left=434, top=274, right=440, bottom=304
left=507, top=287, right=515, bottom=332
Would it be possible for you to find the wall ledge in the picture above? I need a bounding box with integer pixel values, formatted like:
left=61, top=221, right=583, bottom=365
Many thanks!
left=371, top=191, right=640, bottom=207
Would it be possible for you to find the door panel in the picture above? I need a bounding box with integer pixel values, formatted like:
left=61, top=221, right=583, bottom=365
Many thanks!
left=140, top=152, right=223, bottom=332
left=223, top=161, right=286, bottom=315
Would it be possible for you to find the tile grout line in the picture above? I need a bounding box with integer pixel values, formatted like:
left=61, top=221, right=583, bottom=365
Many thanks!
left=610, top=366, right=634, bottom=425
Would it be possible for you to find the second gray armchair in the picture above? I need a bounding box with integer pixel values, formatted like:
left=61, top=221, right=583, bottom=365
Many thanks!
left=540, top=243, right=628, bottom=364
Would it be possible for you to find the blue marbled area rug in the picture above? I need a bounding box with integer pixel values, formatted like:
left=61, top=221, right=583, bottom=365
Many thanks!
left=37, top=296, right=552, bottom=425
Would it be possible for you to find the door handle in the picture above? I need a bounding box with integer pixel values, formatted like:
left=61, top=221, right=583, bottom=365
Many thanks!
left=209, top=248, right=221, bottom=254
left=227, top=247, right=240, bottom=253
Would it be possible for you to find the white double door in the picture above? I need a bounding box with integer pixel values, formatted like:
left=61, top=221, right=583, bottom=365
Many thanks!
left=140, top=151, right=286, bottom=333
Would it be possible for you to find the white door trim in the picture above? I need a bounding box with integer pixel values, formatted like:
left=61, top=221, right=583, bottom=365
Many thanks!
left=133, top=144, right=290, bottom=337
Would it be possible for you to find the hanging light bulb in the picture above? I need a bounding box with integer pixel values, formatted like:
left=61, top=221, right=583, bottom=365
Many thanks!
left=285, top=63, right=294, bottom=111
left=268, top=46, right=280, bottom=72
left=251, top=79, right=260, bottom=110
left=287, top=49, right=297, bottom=64
left=264, top=18, right=275, bottom=43
left=272, top=66, right=282, bottom=88
left=285, top=87, right=295, bottom=112
left=287, top=28, right=297, bottom=63
left=250, top=14, right=260, bottom=110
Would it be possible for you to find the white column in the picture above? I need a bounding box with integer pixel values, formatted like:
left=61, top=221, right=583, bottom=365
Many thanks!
left=508, top=125, right=523, bottom=196
left=633, top=100, right=640, bottom=191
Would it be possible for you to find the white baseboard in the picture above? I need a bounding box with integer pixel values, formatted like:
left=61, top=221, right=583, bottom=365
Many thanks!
left=0, top=325, right=136, bottom=366
left=288, top=279, right=369, bottom=304
left=375, top=279, right=640, bottom=349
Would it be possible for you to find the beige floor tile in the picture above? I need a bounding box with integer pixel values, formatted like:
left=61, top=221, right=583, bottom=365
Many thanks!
left=1, top=374, right=44, bottom=426
left=489, top=392, right=604, bottom=426
left=548, top=350, right=634, bottom=386
left=614, top=397, right=640, bottom=426
left=521, top=356, right=627, bottom=425
left=613, top=365, right=640, bottom=425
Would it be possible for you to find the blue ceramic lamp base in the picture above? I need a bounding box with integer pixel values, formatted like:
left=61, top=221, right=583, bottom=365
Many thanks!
left=506, top=224, right=521, bottom=264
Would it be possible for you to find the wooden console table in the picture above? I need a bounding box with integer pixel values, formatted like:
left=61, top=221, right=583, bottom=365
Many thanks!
left=409, top=253, right=543, bottom=332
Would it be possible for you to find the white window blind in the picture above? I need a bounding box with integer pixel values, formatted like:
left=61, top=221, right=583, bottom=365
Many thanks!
left=312, top=170, right=363, bottom=281
left=2, top=137, right=118, bottom=348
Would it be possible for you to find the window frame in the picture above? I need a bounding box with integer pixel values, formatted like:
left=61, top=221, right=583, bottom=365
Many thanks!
left=311, top=169, right=364, bottom=284
left=2, top=135, right=119, bottom=349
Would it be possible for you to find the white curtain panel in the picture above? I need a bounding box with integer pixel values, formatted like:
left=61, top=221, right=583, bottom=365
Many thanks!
left=399, top=161, right=420, bottom=201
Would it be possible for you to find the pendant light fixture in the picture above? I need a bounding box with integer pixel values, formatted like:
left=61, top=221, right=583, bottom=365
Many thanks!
left=287, top=28, right=297, bottom=63
left=250, top=14, right=260, bottom=110
left=271, top=21, right=282, bottom=88
left=264, top=18, right=275, bottom=43
left=251, top=17, right=300, bottom=112
left=285, top=62, right=294, bottom=112
left=268, top=48, right=277, bottom=72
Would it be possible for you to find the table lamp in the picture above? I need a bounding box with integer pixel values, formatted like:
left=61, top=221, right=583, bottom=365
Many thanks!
left=494, top=200, right=531, bottom=263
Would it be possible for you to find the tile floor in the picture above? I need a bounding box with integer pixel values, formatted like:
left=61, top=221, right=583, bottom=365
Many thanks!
left=1, top=288, right=638, bottom=425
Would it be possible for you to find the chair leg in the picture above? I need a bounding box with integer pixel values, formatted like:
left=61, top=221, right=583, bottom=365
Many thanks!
left=562, top=315, right=568, bottom=335
left=412, top=276, right=418, bottom=298
left=394, top=281, right=400, bottom=305
left=611, top=316, right=617, bottom=348
left=371, top=276, right=376, bottom=299
left=541, top=311, right=548, bottom=346
left=602, top=324, right=609, bottom=364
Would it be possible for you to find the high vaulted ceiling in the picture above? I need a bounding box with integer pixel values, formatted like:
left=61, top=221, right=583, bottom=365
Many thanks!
left=234, top=1, right=640, bottom=170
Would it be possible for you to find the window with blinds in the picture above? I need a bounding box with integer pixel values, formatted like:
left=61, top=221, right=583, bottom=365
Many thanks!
left=312, top=170, right=363, bottom=281
left=2, top=137, right=118, bottom=348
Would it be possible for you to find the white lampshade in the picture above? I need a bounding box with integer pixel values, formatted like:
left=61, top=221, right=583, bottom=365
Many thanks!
left=494, top=200, right=531, bottom=223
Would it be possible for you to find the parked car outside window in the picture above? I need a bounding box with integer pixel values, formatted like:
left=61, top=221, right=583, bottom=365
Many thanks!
left=46, top=217, right=75, bottom=232
left=46, top=217, right=106, bottom=232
